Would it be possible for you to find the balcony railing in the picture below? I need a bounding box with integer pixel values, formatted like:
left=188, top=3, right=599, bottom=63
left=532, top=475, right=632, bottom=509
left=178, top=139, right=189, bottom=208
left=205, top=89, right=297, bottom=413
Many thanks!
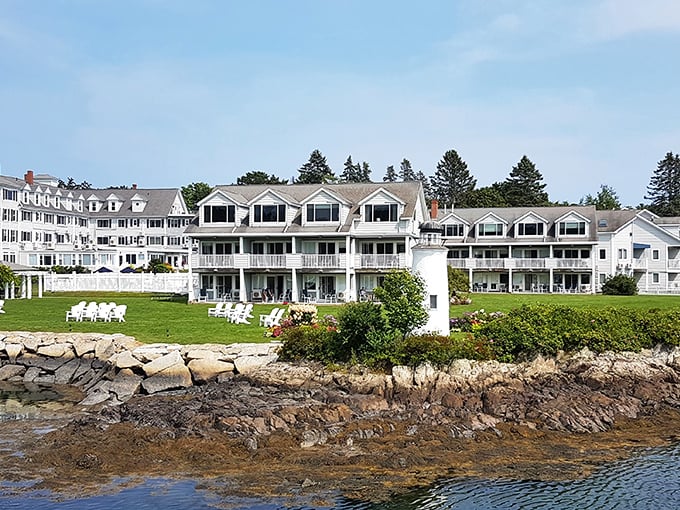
left=474, top=258, right=506, bottom=269
left=198, top=254, right=234, bottom=268
left=447, top=259, right=468, bottom=268
left=301, top=254, right=343, bottom=268
left=514, top=258, right=546, bottom=269
left=668, top=259, right=680, bottom=270
left=249, top=254, right=287, bottom=268
left=358, top=254, right=405, bottom=268
left=553, top=259, right=590, bottom=269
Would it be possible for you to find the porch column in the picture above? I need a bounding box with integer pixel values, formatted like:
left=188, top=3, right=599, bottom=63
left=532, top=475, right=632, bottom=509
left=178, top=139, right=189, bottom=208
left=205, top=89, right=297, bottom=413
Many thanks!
left=38, top=274, right=43, bottom=298
left=239, top=236, right=244, bottom=254
left=468, top=246, right=473, bottom=292
left=20, top=276, right=26, bottom=299
left=187, top=242, right=195, bottom=302
left=508, top=268, right=513, bottom=292
left=549, top=268, right=553, bottom=292
left=10, top=281, right=15, bottom=299
left=4, top=283, right=8, bottom=299
left=350, top=237, right=357, bottom=301
left=291, top=267, right=298, bottom=302
left=27, top=275, right=32, bottom=299
left=239, top=267, right=246, bottom=302
left=345, top=235, right=351, bottom=302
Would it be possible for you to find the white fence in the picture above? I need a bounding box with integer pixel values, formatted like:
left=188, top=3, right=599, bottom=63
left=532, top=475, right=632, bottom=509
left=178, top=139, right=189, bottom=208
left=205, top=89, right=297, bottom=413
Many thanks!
left=46, top=272, right=189, bottom=294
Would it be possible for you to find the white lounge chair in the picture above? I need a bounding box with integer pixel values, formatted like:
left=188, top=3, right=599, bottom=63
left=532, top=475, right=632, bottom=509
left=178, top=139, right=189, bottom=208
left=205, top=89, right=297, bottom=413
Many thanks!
left=226, top=303, right=245, bottom=322
left=259, top=307, right=280, bottom=327
left=80, top=302, right=99, bottom=322
left=232, top=303, right=254, bottom=324
left=208, top=302, right=227, bottom=317
left=262, top=307, right=285, bottom=328
left=94, top=302, right=114, bottom=321
left=65, top=303, right=85, bottom=321
left=215, top=302, right=234, bottom=318
left=109, top=304, right=127, bottom=322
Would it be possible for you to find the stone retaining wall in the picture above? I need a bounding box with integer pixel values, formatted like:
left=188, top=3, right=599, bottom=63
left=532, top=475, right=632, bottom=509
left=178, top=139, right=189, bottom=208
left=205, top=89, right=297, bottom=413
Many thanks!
left=0, top=332, right=280, bottom=406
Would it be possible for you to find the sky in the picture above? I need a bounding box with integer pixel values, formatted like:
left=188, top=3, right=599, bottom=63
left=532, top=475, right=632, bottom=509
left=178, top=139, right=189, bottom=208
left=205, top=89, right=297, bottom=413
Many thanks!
left=1, top=0, right=679, bottom=206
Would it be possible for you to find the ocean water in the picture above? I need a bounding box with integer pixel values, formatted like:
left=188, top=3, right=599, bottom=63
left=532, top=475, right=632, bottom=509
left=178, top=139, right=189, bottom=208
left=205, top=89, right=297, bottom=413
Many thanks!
left=1, top=442, right=678, bottom=509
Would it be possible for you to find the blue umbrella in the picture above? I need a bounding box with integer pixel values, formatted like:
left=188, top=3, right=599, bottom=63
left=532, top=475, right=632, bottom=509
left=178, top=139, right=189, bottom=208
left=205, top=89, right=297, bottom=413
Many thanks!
left=95, top=267, right=112, bottom=273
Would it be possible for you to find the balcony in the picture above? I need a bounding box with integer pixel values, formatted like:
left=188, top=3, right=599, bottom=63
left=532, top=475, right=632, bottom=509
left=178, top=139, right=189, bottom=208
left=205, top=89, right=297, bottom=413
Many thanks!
left=514, top=258, right=546, bottom=269
left=447, top=259, right=468, bottom=269
left=668, top=259, right=680, bottom=270
left=632, top=258, right=648, bottom=270
left=301, top=254, right=344, bottom=269
left=249, top=254, right=287, bottom=268
left=553, top=259, right=591, bottom=269
left=357, top=254, right=406, bottom=269
left=473, top=258, right=506, bottom=269
left=198, top=254, right=234, bottom=268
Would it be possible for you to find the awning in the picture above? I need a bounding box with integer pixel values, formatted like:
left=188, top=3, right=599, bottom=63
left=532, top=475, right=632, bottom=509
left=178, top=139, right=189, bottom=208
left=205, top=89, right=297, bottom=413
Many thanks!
left=95, top=267, right=113, bottom=273
left=633, top=243, right=651, bottom=249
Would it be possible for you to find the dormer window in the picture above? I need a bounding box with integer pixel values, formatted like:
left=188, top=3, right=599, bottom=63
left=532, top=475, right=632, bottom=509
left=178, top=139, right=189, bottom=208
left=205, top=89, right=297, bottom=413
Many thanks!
left=517, top=222, right=544, bottom=236
left=89, top=202, right=98, bottom=212
left=444, top=223, right=465, bottom=237
left=365, top=203, right=398, bottom=222
left=307, top=203, right=339, bottom=222
left=204, top=205, right=236, bottom=223
left=254, top=204, right=285, bottom=223
left=478, top=223, right=503, bottom=236
left=108, top=201, right=119, bottom=212
left=559, top=221, right=586, bottom=235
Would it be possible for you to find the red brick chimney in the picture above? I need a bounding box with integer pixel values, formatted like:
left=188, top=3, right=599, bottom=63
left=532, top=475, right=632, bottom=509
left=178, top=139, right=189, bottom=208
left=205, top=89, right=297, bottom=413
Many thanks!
left=430, top=199, right=439, bottom=220
left=24, top=170, right=34, bottom=185
left=132, top=183, right=137, bottom=189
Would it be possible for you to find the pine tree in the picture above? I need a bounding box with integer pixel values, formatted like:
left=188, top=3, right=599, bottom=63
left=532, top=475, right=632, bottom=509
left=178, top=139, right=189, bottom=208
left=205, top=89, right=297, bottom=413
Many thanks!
left=236, top=171, right=288, bottom=185
left=503, top=155, right=549, bottom=206
left=340, top=155, right=360, bottom=182
left=297, top=149, right=335, bottom=184
left=430, top=149, right=476, bottom=208
left=383, top=165, right=398, bottom=182
left=358, top=161, right=372, bottom=182
left=580, top=184, right=621, bottom=210
left=466, top=184, right=509, bottom=208
left=400, top=158, right=416, bottom=181
left=414, top=170, right=432, bottom=202
left=645, top=152, right=680, bottom=216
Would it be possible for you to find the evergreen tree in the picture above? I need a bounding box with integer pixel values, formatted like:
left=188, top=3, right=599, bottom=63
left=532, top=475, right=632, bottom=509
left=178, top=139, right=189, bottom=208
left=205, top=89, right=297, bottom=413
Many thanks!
left=181, top=182, right=212, bottom=212
left=430, top=149, right=476, bottom=208
left=399, top=158, right=416, bottom=181
left=580, top=184, right=622, bottom=210
left=383, top=165, right=398, bottom=182
left=340, top=155, right=359, bottom=182
left=297, top=149, right=335, bottom=184
left=645, top=152, right=680, bottom=216
left=414, top=170, right=432, bottom=202
left=466, top=184, right=508, bottom=208
left=58, top=177, right=91, bottom=189
left=358, top=161, right=372, bottom=182
left=503, top=155, right=550, bottom=206
left=237, top=171, right=288, bottom=185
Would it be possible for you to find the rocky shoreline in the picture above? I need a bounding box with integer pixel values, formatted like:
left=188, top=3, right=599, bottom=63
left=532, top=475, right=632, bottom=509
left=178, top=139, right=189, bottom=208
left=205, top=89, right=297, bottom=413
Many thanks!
left=2, top=332, right=680, bottom=501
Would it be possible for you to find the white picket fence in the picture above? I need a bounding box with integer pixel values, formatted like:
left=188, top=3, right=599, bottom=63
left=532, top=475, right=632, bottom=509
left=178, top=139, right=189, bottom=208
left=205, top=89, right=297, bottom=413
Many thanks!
left=46, top=272, right=189, bottom=294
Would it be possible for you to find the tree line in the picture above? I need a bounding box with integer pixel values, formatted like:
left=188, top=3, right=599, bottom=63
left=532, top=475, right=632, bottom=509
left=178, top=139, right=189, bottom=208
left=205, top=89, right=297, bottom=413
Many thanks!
left=54, top=148, right=680, bottom=217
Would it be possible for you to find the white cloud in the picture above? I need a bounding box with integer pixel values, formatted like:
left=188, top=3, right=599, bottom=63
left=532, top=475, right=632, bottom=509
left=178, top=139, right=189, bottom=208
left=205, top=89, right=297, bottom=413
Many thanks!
left=587, top=0, right=680, bottom=40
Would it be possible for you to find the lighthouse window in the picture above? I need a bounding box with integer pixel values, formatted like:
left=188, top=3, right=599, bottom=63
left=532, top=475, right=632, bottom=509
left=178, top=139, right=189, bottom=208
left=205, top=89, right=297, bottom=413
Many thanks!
left=429, top=295, right=437, bottom=309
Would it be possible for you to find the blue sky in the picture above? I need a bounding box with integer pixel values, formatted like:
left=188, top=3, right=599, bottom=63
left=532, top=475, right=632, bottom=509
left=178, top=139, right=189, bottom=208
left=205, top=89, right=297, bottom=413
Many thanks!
left=1, top=0, right=679, bottom=206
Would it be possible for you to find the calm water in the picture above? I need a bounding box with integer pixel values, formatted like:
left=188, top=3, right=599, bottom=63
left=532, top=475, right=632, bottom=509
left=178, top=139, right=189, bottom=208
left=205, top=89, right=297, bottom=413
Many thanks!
left=1, top=442, right=678, bottom=509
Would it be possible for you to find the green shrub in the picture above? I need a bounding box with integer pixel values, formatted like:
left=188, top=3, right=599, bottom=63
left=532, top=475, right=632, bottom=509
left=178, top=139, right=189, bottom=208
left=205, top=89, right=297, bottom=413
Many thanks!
left=277, top=322, right=338, bottom=363
left=336, top=301, right=389, bottom=359
left=601, top=274, right=638, bottom=295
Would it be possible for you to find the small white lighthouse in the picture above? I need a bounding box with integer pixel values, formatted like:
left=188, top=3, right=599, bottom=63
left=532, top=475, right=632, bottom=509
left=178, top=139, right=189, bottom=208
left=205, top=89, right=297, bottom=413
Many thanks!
left=411, top=217, right=450, bottom=336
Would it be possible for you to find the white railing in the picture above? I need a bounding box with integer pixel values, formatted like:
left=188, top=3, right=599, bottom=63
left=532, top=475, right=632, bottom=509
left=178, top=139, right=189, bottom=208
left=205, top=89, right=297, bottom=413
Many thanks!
left=514, top=258, right=546, bottom=269
left=446, top=259, right=468, bottom=268
left=357, top=254, right=405, bottom=268
left=249, top=254, right=287, bottom=268
left=632, top=258, right=647, bottom=270
left=474, top=258, right=506, bottom=269
left=553, top=259, right=590, bottom=269
left=668, top=259, right=680, bottom=269
left=198, top=254, right=234, bottom=268
left=46, top=273, right=189, bottom=294
left=301, top=254, right=343, bottom=268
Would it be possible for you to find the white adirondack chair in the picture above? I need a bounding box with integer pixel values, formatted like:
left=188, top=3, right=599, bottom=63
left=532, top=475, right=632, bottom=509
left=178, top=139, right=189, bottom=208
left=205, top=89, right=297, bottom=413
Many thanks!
left=208, top=302, right=226, bottom=317
left=215, top=302, right=234, bottom=318
left=80, top=302, right=99, bottom=322
left=226, top=303, right=245, bottom=322
left=94, top=302, right=113, bottom=321
left=109, top=304, right=127, bottom=322
left=259, top=307, right=280, bottom=327
left=65, top=303, right=85, bottom=321
left=263, top=307, right=285, bottom=328
left=232, top=303, right=254, bottom=324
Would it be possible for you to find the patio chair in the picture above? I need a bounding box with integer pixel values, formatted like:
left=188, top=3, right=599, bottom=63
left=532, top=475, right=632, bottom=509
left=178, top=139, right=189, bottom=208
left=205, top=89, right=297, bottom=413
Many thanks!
left=226, top=302, right=245, bottom=322
left=263, top=307, right=285, bottom=328
left=109, top=304, right=127, bottom=322
left=259, top=307, right=280, bottom=327
left=65, top=303, right=85, bottom=321
left=208, top=302, right=226, bottom=317
left=232, top=303, right=254, bottom=325
left=80, top=302, right=99, bottom=322
left=214, top=302, right=234, bottom=318
left=94, top=302, right=114, bottom=321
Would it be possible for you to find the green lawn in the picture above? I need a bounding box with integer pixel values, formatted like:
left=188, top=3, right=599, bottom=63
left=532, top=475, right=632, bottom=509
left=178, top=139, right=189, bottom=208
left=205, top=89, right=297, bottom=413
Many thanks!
left=1, top=291, right=679, bottom=345
left=0, top=292, right=342, bottom=345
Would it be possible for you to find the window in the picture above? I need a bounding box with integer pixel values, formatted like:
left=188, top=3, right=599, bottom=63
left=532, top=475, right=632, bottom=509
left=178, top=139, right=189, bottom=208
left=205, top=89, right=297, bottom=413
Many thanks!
left=57, top=215, right=66, bottom=225
left=618, top=248, right=628, bottom=259
left=559, top=221, right=586, bottom=236
left=653, top=249, right=660, bottom=260
left=318, top=242, right=336, bottom=254
left=653, top=273, right=660, bottom=283
left=444, top=224, right=465, bottom=237
left=307, top=203, right=339, bottom=222
left=478, top=223, right=503, bottom=236
left=429, top=295, right=437, bottom=309
left=96, top=219, right=110, bottom=228
left=254, top=204, right=286, bottom=223
left=364, top=203, right=398, bottom=222
left=118, top=219, right=127, bottom=228
left=168, top=218, right=184, bottom=228
left=2, top=189, right=17, bottom=201
left=22, top=211, right=31, bottom=221
left=148, top=219, right=164, bottom=228
left=599, top=249, right=606, bottom=260
left=44, top=213, right=54, bottom=224
left=96, top=236, right=109, bottom=245
left=21, top=231, right=31, bottom=241
left=517, top=223, right=544, bottom=236
left=204, top=205, right=235, bottom=223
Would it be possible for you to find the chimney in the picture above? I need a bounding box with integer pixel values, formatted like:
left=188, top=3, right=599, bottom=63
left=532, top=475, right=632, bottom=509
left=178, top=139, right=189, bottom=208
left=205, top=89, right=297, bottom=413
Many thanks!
left=24, top=170, right=34, bottom=185
left=430, top=199, right=439, bottom=220
left=132, top=183, right=137, bottom=189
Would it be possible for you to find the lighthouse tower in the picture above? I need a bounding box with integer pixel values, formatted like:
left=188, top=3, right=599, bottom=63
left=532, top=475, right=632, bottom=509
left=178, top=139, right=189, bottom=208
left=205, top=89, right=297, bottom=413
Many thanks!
left=411, top=219, right=450, bottom=335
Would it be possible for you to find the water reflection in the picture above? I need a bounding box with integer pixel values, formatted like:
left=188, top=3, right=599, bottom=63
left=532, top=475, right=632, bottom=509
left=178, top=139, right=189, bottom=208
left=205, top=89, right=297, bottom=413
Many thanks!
left=0, top=382, right=83, bottom=421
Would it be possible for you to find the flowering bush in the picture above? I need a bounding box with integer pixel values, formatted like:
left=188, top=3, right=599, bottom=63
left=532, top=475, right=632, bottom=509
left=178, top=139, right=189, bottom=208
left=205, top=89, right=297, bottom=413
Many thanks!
left=277, top=313, right=340, bottom=362
left=287, top=304, right=318, bottom=326
left=450, top=309, right=505, bottom=332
